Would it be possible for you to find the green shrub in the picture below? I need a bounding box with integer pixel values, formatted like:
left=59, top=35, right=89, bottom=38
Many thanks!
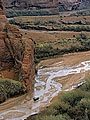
left=0, top=78, right=25, bottom=103
left=60, top=25, right=90, bottom=32
left=34, top=44, right=61, bottom=63
left=71, top=9, right=90, bottom=16
left=34, top=33, right=90, bottom=64
left=80, top=79, right=90, bottom=92
left=9, top=19, right=16, bottom=24
left=60, top=90, right=88, bottom=106
left=31, top=79, right=90, bottom=120
left=34, top=20, right=40, bottom=25
left=5, top=10, right=56, bottom=18
left=76, top=33, right=90, bottom=50
left=32, top=114, right=72, bottom=120
left=0, top=84, right=7, bottom=103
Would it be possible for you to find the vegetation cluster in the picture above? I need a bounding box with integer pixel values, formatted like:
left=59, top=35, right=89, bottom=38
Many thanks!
left=34, top=33, right=90, bottom=63
left=71, top=9, right=90, bottom=16
left=9, top=17, right=90, bottom=32
left=30, top=79, right=90, bottom=120
left=5, top=9, right=57, bottom=18
left=0, top=78, right=25, bottom=103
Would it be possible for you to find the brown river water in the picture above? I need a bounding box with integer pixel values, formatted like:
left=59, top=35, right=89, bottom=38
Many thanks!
left=0, top=51, right=90, bottom=120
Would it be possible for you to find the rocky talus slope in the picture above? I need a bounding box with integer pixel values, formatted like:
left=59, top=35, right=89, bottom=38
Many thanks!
left=0, top=1, right=35, bottom=91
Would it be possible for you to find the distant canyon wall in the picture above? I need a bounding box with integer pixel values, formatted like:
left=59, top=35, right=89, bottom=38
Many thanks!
left=0, top=0, right=35, bottom=91
left=3, top=0, right=90, bottom=11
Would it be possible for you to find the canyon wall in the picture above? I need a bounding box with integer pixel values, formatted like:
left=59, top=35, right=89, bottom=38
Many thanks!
left=0, top=0, right=35, bottom=91
left=3, top=0, right=59, bottom=14
left=3, top=0, right=90, bottom=11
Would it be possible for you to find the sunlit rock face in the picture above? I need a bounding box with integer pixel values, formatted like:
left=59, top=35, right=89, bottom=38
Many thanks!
left=0, top=0, right=35, bottom=91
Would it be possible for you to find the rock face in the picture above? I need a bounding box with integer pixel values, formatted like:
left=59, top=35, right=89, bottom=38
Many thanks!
left=3, top=0, right=59, bottom=14
left=0, top=0, right=35, bottom=91
left=4, top=0, right=58, bottom=9
left=3, top=0, right=90, bottom=11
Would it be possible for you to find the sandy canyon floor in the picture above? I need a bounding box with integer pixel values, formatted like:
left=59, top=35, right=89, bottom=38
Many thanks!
left=0, top=51, right=90, bottom=120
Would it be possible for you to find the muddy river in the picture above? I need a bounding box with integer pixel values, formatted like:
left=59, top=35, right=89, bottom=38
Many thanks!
left=0, top=51, right=90, bottom=120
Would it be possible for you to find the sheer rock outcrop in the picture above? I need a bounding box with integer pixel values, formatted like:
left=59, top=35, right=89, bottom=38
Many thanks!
left=0, top=0, right=35, bottom=91
left=3, top=0, right=90, bottom=11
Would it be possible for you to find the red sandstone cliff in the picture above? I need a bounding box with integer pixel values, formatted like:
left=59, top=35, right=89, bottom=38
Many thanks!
left=0, top=0, right=35, bottom=91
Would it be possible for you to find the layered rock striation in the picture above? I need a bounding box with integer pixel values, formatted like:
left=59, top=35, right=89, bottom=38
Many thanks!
left=3, top=0, right=90, bottom=11
left=0, top=0, right=35, bottom=91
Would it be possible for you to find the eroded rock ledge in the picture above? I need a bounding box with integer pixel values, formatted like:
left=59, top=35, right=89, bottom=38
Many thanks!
left=0, top=0, right=35, bottom=91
